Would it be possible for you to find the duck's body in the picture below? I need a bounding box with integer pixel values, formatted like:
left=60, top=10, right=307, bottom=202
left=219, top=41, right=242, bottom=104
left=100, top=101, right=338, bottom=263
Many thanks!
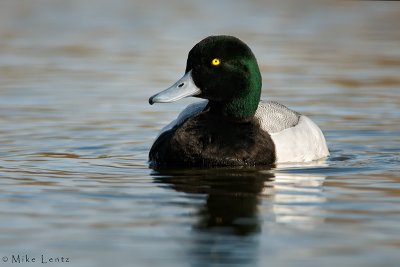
left=150, top=100, right=328, bottom=167
left=148, top=35, right=329, bottom=168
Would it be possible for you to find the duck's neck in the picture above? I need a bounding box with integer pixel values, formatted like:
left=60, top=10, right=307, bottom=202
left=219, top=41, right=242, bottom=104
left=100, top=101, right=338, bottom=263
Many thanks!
left=208, top=89, right=261, bottom=122
left=210, top=61, right=262, bottom=122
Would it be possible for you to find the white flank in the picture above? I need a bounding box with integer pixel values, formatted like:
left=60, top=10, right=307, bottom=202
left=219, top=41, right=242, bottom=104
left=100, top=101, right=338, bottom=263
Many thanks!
left=269, top=115, right=329, bottom=163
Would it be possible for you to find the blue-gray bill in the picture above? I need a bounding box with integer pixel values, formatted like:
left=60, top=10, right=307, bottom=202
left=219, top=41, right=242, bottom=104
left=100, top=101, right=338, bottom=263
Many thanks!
left=149, top=70, right=201, bottom=105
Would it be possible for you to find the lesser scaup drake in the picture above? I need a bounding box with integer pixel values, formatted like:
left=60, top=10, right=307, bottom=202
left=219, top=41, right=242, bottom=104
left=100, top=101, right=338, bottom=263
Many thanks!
left=149, top=35, right=329, bottom=168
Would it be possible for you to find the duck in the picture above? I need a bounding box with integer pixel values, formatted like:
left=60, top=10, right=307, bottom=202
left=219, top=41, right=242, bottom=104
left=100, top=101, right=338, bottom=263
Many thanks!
left=148, top=35, right=329, bottom=168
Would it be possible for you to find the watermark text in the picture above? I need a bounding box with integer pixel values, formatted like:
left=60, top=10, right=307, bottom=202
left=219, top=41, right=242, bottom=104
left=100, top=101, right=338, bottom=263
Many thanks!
left=2, top=254, right=70, bottom=264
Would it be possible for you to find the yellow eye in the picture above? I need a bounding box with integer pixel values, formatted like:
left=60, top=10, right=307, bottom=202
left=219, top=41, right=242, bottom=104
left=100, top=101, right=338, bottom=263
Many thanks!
left=211, top=58, right=221, bottom=66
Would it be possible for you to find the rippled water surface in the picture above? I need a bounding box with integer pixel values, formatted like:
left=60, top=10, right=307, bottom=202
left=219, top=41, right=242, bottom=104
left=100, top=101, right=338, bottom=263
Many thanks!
left=1, top=1, right=399, bottom=266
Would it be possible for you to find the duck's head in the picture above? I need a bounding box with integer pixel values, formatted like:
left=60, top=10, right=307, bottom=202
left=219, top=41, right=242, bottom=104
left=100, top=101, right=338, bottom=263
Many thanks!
left=149, top=35, right=262, bottom=120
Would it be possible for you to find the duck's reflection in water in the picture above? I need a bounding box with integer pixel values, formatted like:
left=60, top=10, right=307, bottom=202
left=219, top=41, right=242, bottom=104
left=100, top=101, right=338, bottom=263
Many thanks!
left=153, top=168, right=274, bottom=267
left=152, top=166, right=327, bottom=266
left=266, top=172, right=327, bottom=228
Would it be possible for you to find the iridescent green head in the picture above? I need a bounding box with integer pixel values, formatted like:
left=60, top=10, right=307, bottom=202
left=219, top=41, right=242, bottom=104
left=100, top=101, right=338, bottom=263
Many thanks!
left=149, top=35, right=262, bottom=121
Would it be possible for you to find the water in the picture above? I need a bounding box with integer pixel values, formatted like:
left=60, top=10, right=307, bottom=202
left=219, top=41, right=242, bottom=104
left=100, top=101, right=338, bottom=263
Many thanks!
left=0, top=1, right=399, bottom=266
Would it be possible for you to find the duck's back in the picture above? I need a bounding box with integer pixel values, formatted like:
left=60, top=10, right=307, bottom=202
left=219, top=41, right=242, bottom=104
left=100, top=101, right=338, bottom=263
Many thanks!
left=255, top=101, right=300, bottom=133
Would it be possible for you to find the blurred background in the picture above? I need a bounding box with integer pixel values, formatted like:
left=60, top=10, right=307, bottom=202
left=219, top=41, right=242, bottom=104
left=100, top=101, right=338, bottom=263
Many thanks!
left=0, top=1, right=399, bottom=267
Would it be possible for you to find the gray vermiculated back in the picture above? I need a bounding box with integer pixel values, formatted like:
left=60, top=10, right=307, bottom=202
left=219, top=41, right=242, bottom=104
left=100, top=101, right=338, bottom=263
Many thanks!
left=255, top=101, right=300, bottom=133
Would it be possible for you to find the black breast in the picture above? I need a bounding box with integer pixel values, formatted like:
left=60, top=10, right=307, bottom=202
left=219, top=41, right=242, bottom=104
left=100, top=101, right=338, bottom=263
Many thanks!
left=149, top=111, right=276, bottom=168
